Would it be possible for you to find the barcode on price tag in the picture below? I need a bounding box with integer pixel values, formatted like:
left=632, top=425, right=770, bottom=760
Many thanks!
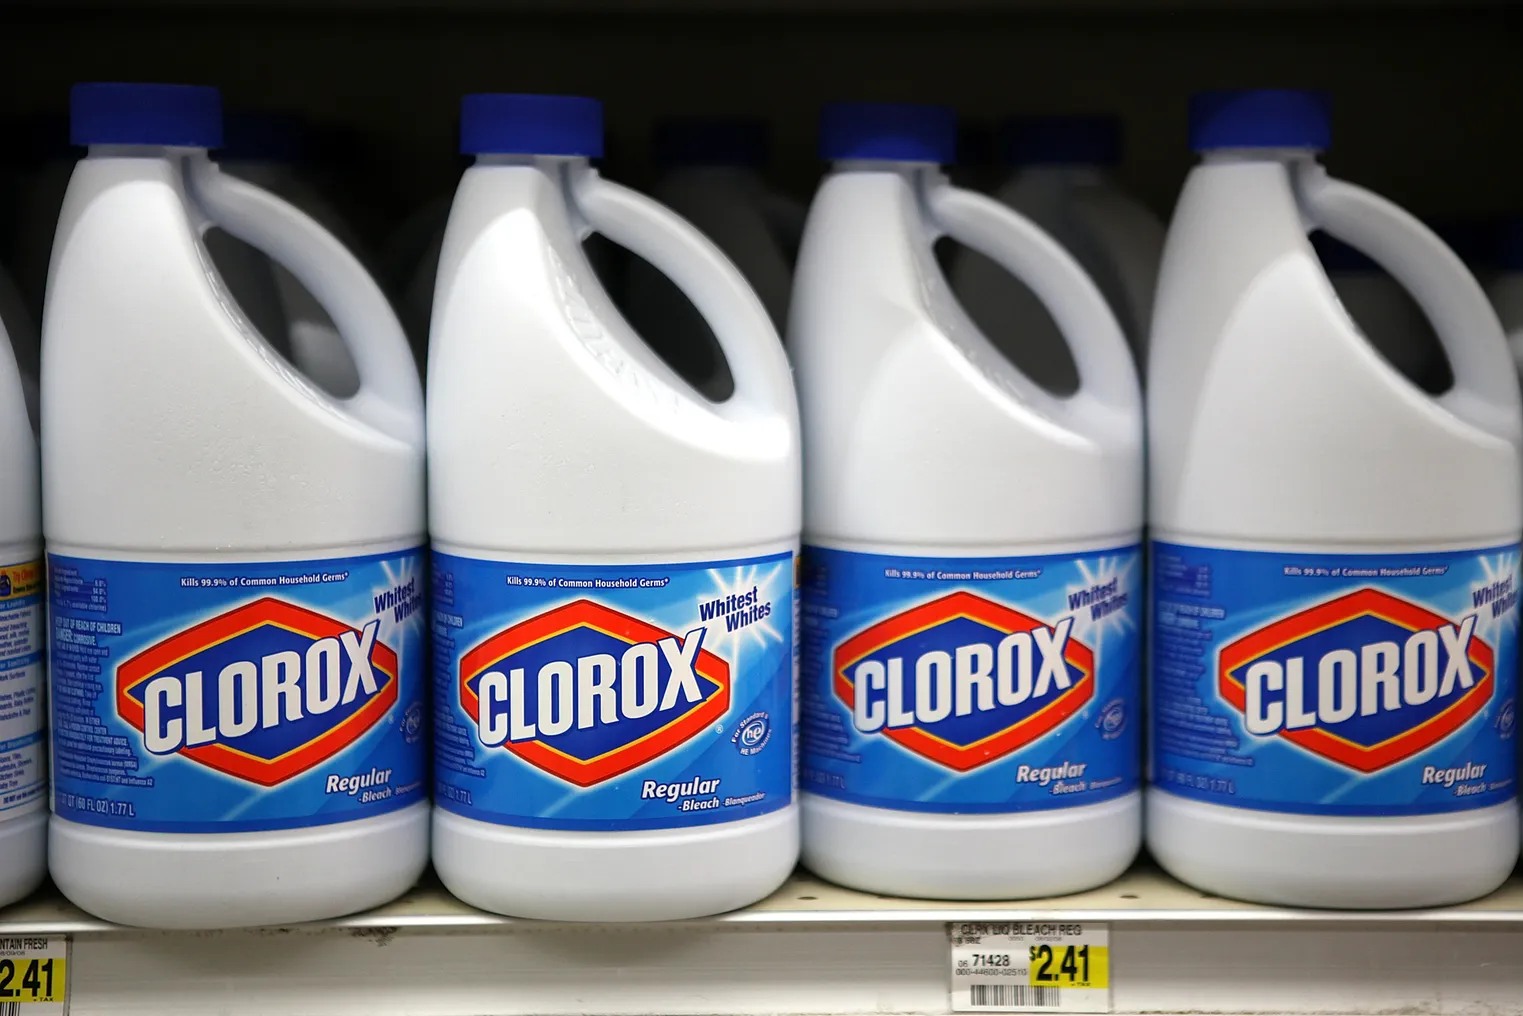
left=0, top=935, right=69, bottom=1013
left=950, top=922, right=1109, bottom=1013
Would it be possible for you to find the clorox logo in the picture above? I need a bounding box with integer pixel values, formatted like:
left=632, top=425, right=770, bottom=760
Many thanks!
left=1219, top=589, right=1494, bottom=772
left=116, top=598, right=399, bottom=787
left=459, top=599, right=730, bottom=787
left=833, top=592, right=1094, bottom=772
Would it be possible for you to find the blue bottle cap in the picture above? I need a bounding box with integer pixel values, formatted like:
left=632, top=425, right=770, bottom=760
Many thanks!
left=998, top=115, right=1123, bottom=167
left=220, top=112, right=308, bottom=163
left=819, top=102, right=957, bottom=164
left=654, top=118, right=769, bottom=169
left=70, top=82, right=222, bottom=148
left=1189, top=89, right=1331, bottom=153
left=459, top=94, right=603, bottom=158
left=1312, top=232, right=1380, bottom=274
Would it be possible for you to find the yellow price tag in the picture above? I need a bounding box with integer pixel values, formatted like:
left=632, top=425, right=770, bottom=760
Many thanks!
left=1028, top=943, right=1108, bottom=990
left=952, top=921, right=1110, bottom=1012
left=0, top=936, right=69, bottom=1008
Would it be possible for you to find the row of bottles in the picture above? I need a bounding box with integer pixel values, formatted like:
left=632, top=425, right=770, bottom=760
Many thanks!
left=10, top=102, right=1523, bottom=405
left=0, top=83, right=1519, bottom=928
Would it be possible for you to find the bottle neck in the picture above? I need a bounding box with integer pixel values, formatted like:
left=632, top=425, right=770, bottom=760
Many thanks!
left=472, top=153, right=590, bottom=170
left=1199, top=146, right=1320, bottom=165
left=830, top=158, right=940, bottom=175
left=85, top=144, right=207, bottom=160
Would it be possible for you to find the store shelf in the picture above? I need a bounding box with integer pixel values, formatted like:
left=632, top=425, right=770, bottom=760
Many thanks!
left=11, top=862, right=1523, bottom=933
left=6, top=863, right=1523, bottom=1015
left=2, top=0, right=1522, bottom=1009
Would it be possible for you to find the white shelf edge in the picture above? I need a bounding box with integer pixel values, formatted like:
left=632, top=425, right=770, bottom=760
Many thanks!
left=7, top=863, right=1523, bottom=935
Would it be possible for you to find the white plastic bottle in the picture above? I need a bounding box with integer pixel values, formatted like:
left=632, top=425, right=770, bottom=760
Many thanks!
left=219, top=112, right=362, bottom=397
left=1313, top=232, right=1447, bottom=391
left=624, top=118, right=804, bottom=397
left=643, top=118, right=802, bottom=332
left=386, top=167, right=621, bottom=380
left=43, top=83, right=428, bottom=928
left=0, top=261, right=38, bottom=428
left=1148, top=89, right=1521, bottom=909
left=1432, top=219, right=1497, bottom=291
left=792, top=102, right=1144, bottom=899
left=428, top=93, right=801, bottom=921
left=0, top=258, right=43, bottom=909
left=950, top=115, right=1164, bottom=391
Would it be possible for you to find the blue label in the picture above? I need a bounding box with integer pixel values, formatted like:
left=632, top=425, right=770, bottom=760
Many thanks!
left=432, top=551, right=796, bottom=831
left=0, top=558, right=44, bottom=820
left=800, top=545, right=1141, bottom=813
left=48, top=550, right=428, bottom=833
left=1150, top=541, right=1520, bottom=815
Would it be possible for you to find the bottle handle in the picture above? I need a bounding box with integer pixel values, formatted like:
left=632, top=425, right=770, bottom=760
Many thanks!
left=184, top=155, right=424, bottom=446
left=923, top=175, right=1141, bottom=421
left=1294, top=161, right=1522, bottom=438
left=569, top=164, right=797, bottom=420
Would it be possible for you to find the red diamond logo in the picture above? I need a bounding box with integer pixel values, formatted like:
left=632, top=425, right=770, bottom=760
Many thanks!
left=116, top=597, right=399, bottom=787
left=1219, top=588, right=1494, bottom=773
left=833, top=591, right=1094, bottom=772
left=459, top=599, right=730, bottom=787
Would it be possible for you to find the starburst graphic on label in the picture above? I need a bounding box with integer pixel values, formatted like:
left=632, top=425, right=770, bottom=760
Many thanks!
left=700, top=560, right=785, bottom=676
left=1470, top=551, right=1521, bottom=646
left=374, top=554, right=423, bottom=655
left=1064, top=554, right=1136, bottom=657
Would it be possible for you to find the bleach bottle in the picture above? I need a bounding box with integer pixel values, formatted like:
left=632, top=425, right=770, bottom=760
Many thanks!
left=219, top=112, right=362, bottom=397
left=0, top=261, right=38, bottom=428
left=1437, top=219, right=1498, bottom=295
left=387, top=164, right=620, bottom=380
left=951, top=115, right=1163, bottom=391
left=624, top=118, right=804, bottom=398
left=641, top=118, right=803, bottom=335
left=1313, top=232, right=1447, bottom=392
left=0, top=258, right=42, bottom=909
left=428, top=94, right=801, bottom=921
left=43, top=83, right=428, bottom=928
left=793, top=102, right=1144, bottom=899
left=1148, top=90, right=1521, bottom=909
